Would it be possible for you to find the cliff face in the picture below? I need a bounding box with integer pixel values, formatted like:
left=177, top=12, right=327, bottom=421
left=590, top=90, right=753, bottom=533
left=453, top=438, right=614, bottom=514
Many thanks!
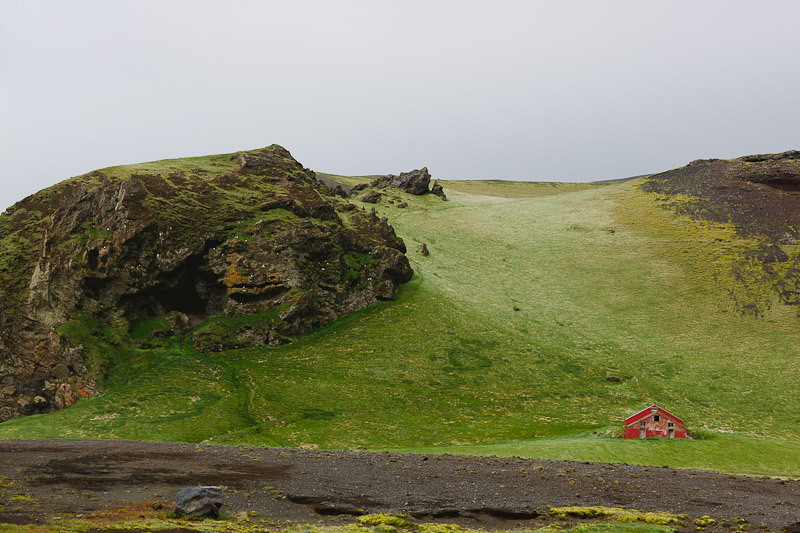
left=0, top=145, right=412, bottom=422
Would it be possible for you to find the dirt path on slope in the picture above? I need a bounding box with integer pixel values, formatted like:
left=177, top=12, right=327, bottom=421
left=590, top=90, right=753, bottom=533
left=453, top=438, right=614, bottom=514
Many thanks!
left=1, top=440, right=799, bottom=531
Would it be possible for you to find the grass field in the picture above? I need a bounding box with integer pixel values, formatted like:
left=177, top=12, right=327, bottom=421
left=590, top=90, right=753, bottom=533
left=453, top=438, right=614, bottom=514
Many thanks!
left=315, top=172, right=376, bottom=191
left=1, top=177, right=799, bottom=477
left=439, top=179, right=605, bottom=197
left=393, top=431, right=800, bottom=478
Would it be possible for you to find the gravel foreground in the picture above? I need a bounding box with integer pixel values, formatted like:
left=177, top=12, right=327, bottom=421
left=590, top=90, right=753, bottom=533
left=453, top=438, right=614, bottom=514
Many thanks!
left=1, top=439, right=799, bottom=531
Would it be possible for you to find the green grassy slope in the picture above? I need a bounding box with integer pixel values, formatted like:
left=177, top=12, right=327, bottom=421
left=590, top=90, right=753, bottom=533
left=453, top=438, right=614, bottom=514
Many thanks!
left=315, top=172, right=377, bottom=191
left=1, top=178, right=799, bottom=476
left=439, top=179, right=605, bottom=197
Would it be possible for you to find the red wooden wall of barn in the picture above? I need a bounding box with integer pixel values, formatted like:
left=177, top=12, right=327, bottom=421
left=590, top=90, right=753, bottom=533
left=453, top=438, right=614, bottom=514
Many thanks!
left=624, top=406, right=686, bottom=439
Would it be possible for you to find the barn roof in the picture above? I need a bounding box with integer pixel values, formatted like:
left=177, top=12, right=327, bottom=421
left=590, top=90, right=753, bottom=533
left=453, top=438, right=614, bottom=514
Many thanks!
left=624, top=404, right=685, bottom=426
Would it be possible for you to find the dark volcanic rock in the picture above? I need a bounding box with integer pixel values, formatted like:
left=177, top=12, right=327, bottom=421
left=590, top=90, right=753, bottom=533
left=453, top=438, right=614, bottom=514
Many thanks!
left=431, top=180, right=447, bottom=200
left=738, top=150, right=800, bottom=163
left=360, top=191, right=382, bottom=204
left=326, top=184, right=348, bottom=199
left=644, top=150, right=800, bottom=237
left=175, top=486, right=223, bottom=518
left=349, top=182, right=368, bottom=194
left=384, top=168, right=432, bottom=195
left=0, top=145, right=413, bottom=422
left=349, top=167, right=445, bottom=199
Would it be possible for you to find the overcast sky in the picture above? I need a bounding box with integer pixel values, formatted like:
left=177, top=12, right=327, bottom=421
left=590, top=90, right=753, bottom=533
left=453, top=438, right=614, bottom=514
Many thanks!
left=2, top=1, right=800, bottom=211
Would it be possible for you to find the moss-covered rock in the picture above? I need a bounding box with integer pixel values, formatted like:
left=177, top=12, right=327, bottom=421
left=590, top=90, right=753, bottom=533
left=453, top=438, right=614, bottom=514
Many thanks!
left=0, top=145, right=412, bottom=422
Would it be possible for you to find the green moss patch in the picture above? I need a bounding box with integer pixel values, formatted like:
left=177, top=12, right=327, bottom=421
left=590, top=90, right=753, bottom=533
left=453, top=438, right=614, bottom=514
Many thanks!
left=550, top=507, right=684, bottom=527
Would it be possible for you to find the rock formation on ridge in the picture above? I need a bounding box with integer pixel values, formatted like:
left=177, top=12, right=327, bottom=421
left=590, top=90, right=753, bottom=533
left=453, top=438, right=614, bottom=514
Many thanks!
left=350, top=167, right=445, bottom=199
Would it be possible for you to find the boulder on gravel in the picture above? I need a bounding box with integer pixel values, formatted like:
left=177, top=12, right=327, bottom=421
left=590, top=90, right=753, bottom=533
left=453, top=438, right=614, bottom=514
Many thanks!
left=175, top=486, right=223, bottom=518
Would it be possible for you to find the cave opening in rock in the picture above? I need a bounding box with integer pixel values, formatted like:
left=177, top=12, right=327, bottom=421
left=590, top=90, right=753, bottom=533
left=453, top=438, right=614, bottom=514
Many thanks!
left=157, top=276, right=209, bottom=317
left=87, top=249, right=100, bottom=270
left=155, top=254, right=224, bottom=319
left=121, top=254, right=225, bottom=323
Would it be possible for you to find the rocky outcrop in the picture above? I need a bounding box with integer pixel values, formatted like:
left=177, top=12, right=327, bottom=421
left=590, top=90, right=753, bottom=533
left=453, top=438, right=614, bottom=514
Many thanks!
left=738, top=150, right=800, bottom=163
left=685, top=151, right=800, bottom=192
left=360, top=191, right=383, bottom=204
left=325, top=184, right=348, bottom=199
left=431, top=180, right=447, bottom=200
left=0, top=145, right=413, bottom=422
left=384, top=168, right=432, bottom=195
left=350, top=167, right=445, bottom=198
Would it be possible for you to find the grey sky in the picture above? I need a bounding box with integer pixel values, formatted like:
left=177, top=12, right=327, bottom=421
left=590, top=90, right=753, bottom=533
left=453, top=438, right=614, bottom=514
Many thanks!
left=2, top=1, right=799, bottom=212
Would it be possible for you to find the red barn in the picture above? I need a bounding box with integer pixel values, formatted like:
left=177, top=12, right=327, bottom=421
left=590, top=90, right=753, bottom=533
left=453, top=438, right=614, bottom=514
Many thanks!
left=624, top=405, right=686, bottom=439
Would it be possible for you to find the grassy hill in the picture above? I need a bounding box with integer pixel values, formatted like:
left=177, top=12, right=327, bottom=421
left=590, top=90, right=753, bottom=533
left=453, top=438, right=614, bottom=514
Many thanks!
left=2, top=165, right=800, bottom=477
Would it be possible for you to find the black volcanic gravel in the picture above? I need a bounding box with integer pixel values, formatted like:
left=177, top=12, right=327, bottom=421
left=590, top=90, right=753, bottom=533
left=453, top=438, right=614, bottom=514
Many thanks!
left=1, top=440, right=799, bottom=531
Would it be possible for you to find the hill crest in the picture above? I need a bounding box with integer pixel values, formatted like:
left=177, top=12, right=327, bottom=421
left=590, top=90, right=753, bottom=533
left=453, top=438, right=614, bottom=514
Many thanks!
left=642, top=150, right=800, bottom=316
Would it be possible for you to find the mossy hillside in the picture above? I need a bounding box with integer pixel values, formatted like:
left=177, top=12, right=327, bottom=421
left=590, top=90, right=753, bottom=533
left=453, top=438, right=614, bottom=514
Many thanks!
left=0, top=145, right=412, bottom=422
left=100, top=152, right=238, bottom=179
left=372, top=183, right=800, bottom=437
left=3, top=177, right=800, bottom=476
left=3, top=150, right=238, bottom=226
left=640, top=154, right=800, bottom=316
left=613, top=189, right=795, bottom=317
left=13, top=312, right=280, bottom=443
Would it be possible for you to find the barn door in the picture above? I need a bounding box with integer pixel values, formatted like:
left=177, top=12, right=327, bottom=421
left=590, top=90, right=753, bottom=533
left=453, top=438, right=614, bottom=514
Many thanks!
left=639, top=428, right=646, bottom=438
left=668, top=429, right=674, bottom=438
